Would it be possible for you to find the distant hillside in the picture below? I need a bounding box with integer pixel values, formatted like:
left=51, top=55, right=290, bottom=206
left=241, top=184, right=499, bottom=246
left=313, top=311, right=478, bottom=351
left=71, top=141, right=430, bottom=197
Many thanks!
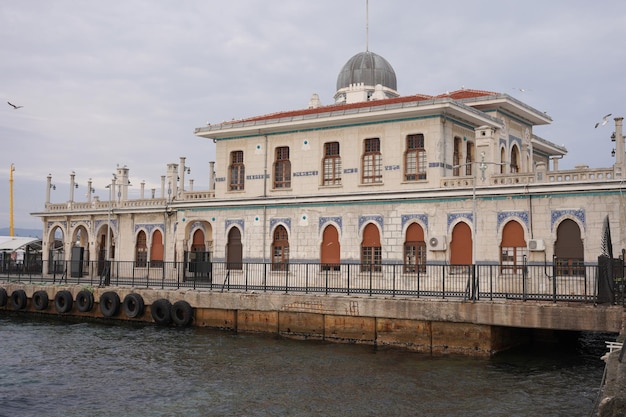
left=0, top=227, right=42, bottom=238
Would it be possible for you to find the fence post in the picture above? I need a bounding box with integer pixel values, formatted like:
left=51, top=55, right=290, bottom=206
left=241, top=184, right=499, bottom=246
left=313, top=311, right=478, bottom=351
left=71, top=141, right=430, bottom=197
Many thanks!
left=522, top=255, right=527, bottom=301
left=552, top=255, right=557, bottom=303
left=392, top=264, right=396, bottom=298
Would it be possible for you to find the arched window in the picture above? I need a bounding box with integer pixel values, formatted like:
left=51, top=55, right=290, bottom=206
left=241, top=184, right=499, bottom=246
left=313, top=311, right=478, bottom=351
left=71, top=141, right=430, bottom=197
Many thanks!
left=510, top=145, right=520, bottom=173
left=274, top=147, right=291, bottom=189
left=151, top=230, right=164, bottom=267
left=229, top=151, right=245, bottom=191
left=321, top=225, right=341, bottom=271
left=136, top=230, right=147, bottom=267
left=362, top=138, right=382, bottom=184
left=500, top=221, right=526, bottom=273
left=405, top=134, right=426, bottom=181
left=453, top=137, right=462, bottom=176
left=404, top=223, right=426, bottom=273
left=450, top=222, right=472, bottom=271
left=271, top=225, right=289, bottom=271
left=555, top=219, right=584, bottom=276
left=322, top=142, right=342, bottom=185
left=191, top=229, right=206, bottom=252
left=465, top=141, right=474, bottom=176
left=361, top=223, right=381, bottom=272
left=226, top=227, right=243, bottom=270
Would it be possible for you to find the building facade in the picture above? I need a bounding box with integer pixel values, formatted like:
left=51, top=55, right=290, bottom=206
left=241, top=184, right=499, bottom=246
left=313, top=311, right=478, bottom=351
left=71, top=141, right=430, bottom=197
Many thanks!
left=34, top=50, right=626, bottom=277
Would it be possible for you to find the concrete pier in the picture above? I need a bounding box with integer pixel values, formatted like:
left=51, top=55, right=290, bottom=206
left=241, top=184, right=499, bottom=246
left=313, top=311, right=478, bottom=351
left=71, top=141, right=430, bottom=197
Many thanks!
left=0, top=282, right=622, bottom=356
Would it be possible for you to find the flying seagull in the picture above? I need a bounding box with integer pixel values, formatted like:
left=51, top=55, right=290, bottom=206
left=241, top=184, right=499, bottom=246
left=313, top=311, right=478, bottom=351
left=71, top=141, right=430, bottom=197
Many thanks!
left=595, top=113, right=612, bottom=128
left=7, top=101, right=23, bottom=109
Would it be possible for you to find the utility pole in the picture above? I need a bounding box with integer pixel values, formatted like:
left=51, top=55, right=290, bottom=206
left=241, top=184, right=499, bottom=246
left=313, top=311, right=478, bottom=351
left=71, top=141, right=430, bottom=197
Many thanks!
left=9, top=164, right=15, bottom=236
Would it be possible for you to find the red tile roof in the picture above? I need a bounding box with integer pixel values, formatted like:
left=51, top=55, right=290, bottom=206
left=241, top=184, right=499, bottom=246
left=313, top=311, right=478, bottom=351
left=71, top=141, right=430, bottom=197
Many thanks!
left=221, top=89, right=498, bottom=125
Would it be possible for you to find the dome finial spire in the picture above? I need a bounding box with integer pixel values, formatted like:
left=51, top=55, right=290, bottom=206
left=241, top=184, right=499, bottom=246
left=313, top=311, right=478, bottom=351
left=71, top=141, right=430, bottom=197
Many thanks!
left=365, top=0, right=369, bottom=52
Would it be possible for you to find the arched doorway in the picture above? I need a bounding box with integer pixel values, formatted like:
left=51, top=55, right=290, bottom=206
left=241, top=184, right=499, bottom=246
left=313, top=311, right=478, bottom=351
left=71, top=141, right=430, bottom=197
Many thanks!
left=500, top=221, right=526, bottom=273
left=226, top=227, right=242, bottom=270
left=271, top=225, right=289, bottom=271
left=151, top=230, right=164, bottom=267
left=321, top=225, right=340, bottom=271
left=555, top=219, right=584, bottom=276
left=71, top=225, right=89, bottom=277
left=48, top=225, right=65, bottom=274
left=404, top=223, right=426, bottom=273
left=135, top=230, right=147, bottom=267
left=450, top=222, right=472, bottom=267
left=361, top=223, right=381, bottom=272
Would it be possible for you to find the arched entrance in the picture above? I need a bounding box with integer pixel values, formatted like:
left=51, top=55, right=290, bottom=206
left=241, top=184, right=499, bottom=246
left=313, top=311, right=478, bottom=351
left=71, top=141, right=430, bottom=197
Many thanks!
left=271, top=225, right=289, bottom=271
left=555, top=219, right=584, bottom=276
left=361, top=223, right=381, bottom=272
left=321, top=225, right=340, bottom=271
left=226, top=227, right=242, bottom=270
left=500, top=220, right=526, bottom=273
left=450, top=222, right=472, bottom=266
left=404, top=223, right=426, bottom=273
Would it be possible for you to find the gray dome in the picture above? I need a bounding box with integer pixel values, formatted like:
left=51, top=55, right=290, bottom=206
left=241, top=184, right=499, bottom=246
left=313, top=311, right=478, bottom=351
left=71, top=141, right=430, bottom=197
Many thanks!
left=336, top=51, right=397, bottom=91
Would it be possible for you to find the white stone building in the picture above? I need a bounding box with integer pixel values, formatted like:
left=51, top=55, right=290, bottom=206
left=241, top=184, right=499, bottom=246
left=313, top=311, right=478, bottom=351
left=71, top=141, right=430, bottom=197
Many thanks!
left=34, top=49, right=626, bottom=277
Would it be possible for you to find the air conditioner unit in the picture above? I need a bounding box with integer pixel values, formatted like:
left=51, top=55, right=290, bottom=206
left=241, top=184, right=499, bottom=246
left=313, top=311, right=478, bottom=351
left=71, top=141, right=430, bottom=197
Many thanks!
left=528, top=239, right=545, bottom=251
left=428, top=236, right=447, bottom=251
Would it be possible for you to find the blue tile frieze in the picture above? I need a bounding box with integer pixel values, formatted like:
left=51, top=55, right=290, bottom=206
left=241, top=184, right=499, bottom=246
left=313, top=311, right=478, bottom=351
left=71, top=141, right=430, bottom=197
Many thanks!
left=70, top=220, right=91, bottom=230
left=343, top=168, right=358, bottom=174
left=47, top=221, right=67, bottom=232
left=293, top=171, right=318, bottom=177
left=225, top=219, right=244, bottom=233
left=447, top=213, right=473, bottom=231
left=401, top=214, right=428, bottom=230
left=134, top=224, right=164, bottom=235
left=95, top=219, right=116, bottom=232
left=551, top=209, right=585, bottom=232
left=319, top=216, right=342, bottom=233
left=359, top=215, right=383, bottom=231
left=270, top=218, right=291, bottom=233
left=497, top=211, right=529, bottom=230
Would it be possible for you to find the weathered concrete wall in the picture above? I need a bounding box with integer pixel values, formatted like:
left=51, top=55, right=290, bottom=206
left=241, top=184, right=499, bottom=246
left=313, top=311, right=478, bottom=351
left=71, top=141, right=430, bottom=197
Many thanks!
left=1, top=283, right=622, bottom=357
left=598, top=311, right=626, bottom=417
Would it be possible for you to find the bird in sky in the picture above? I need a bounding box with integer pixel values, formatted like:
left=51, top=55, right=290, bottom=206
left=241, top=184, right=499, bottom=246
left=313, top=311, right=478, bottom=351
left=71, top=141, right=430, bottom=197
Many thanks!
left=595, top=113, right=612, bottom=128
left=7, top=101, right=23, bottom=109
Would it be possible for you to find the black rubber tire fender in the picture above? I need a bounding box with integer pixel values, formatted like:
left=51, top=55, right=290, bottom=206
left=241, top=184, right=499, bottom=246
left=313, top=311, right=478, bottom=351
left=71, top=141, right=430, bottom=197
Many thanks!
left=122, top=293, right=145, bottom=318
left=10, top=289, right=27, bottom=310
left=75, top=290, right=94, bottom=313
left=171, top=300, right=194, bottom=327
left=150, top=298, right=172, bottom=325
left=0, top=288, right=8, bottom=307
left=32, top=290, right=49, bottom=310
left=54, top=290, right=73, bottom=313
left=99, top=291, right=121, bottom=317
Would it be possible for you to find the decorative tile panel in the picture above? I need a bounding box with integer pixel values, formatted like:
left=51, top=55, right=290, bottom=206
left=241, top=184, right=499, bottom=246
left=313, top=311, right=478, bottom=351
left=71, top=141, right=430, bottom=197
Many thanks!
left=359, top=215, right=383, bottom=231
left=497, top=211, right=529, bottom=230
left=319, top=216, right=342, bottom=233
left=401, top=214, right=428, bottom=230
left=551, top=209, right=585, bottom=232
left=225, top=219, right=244, bottom=232
left=447, top=213, right=472, bottom=230
left=270, top=218, right=291, bottom=233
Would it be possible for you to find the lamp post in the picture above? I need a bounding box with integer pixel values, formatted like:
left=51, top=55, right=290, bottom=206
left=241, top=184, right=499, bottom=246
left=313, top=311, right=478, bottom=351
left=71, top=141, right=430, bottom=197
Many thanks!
left=103, top=174, right=116, bottom=285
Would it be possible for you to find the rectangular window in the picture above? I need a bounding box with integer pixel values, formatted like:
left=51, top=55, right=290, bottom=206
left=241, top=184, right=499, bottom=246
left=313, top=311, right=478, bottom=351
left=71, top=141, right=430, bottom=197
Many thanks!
left=323, top=142, right=342, bottom=185
left=404, top=242, right=426, bottom=273
left=500, top=247, right=527, bottom=274
left=361, top=246, right=382, bottom=272
left=405, top=134, right=426, bottom=181
left=362, top=138, right=382, bottom=184
left=229, top=151, right=245, bottom=191
left=274, top=147, right=291, bottom=189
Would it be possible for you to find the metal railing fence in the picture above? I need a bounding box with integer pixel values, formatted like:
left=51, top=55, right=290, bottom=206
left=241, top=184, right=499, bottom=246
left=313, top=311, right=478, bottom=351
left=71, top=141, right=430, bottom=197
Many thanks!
left=0, top=259, right=618, bottom=304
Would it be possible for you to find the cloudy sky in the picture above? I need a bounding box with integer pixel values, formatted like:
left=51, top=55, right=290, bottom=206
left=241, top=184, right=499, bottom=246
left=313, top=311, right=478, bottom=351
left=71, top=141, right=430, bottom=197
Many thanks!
left=1, top=0, right=625, bottom=230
